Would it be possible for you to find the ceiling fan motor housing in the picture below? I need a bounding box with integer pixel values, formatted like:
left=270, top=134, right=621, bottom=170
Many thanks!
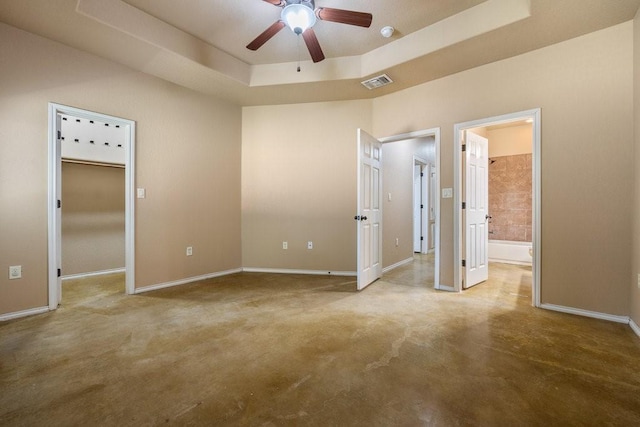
left=286, top=0, right=315, bottom=8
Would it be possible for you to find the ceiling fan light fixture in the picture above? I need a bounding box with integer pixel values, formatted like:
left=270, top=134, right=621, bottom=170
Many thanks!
left=281, top=3, right=316, bottom=34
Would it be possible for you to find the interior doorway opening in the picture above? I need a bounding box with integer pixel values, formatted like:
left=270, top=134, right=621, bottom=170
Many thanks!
left=454, top=109, right=541, bottom=306
left=48, top=103, right=136, bottom=310
left=379, top=128, right=442, bottom=290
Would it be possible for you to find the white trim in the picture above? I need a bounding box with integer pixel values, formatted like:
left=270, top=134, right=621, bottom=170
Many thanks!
left=134, top=268, right=243, bottom=294
left=630, top=319, right=640, bottom=338
left=61, top=268, right=125, bottom=281
left=242, top=268, right=357, bottom=277
left=48, top=103, right=136, bottom=310
left=379, top=127, right=441, bottom=290
left=437, top=285, right=456, bottom=292
left=382, top=257, right=414, bottom=274
left=540, top=303, right=630, bottom=324
left=0, top=306, right=49, bottom=322
left=454, top=109, right=541, bottom=306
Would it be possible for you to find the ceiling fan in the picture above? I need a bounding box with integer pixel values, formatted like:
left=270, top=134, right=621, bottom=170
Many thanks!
left=246, top=0, right=373, bottom=63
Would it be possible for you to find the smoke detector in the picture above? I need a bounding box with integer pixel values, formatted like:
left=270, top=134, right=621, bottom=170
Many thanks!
left=361, top=74, right=394, bottom=90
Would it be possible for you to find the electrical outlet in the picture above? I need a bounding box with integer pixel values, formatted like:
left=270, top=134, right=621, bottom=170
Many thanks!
left=9, top=265, right=22, bottom=280
left=283, top=241, right=288, bottom=250
left=637, top=273, right=640, bottom=289
left=307, top=241, right=313, bottom=250
left=186, top=246, right=193, bottom=256
left=395, top=238, right=399, bottom=247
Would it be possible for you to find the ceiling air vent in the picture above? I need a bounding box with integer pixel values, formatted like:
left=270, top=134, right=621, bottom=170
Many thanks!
left=361, top=74, right=393, bottom=90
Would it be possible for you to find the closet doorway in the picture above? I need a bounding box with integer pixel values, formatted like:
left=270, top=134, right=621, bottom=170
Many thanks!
left=47, top=104, right=136, bottom=310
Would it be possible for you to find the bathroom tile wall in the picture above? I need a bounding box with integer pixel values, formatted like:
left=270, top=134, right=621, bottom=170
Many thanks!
left=489, top=153, right=532, bottom=242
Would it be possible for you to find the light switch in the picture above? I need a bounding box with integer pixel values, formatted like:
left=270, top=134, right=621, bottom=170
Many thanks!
left=137, top=188, right=145, bottom=199
left=442, top=188, right=453, bottom=199
left=388, top=193, right=392, bottom=201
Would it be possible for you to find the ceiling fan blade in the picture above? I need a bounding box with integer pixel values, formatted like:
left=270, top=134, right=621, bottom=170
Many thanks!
left=247, top=21, right=286, bottom=51
left=302, top=28, right=325, bottom=63
left=316, top=7, right=373, bottom=28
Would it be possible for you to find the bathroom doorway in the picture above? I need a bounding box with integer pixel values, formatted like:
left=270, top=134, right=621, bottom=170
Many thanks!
left=454, top=109, right=541, bottom=306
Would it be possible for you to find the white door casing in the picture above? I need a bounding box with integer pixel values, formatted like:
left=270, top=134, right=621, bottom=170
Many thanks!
left=464, top=131, right=489, bottom=288
left=48, top=103, right=136, bottom=309
left=55, top=113, right=63, bottom=304
left=357, top=129, right=382, bottom=290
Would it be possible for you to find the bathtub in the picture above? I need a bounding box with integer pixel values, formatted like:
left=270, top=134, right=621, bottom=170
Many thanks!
left=488, top=240, right=532, bottom=265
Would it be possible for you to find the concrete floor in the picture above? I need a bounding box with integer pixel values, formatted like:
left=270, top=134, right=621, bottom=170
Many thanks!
left=1, top=256, right=640, bottom=426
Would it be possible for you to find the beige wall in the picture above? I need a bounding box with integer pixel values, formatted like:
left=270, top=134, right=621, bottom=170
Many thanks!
left=373, top=23, right=634, bottom=315
left=382, top=137, right=434, bottom=268
left=241, top=100, right=372, bottom=272
left=62, top=163, right=125, bottom=276
left=487, top=124, right=533, bottom=157
left=632, top=11, right=640, bottom=327
left=2, top=18, right=638, bottom=322
left=0, top=23, right=242, bottom=315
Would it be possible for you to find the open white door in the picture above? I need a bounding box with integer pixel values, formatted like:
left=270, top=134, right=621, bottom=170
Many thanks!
left=413, top=164, right=422, bottom=252
left=464, top=131, right=489, bottom=288
left=356, top=129, right=382, bottom=290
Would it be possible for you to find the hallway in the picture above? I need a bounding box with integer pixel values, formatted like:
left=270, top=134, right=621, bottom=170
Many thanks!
left=1, top=260, right=639, bottom=425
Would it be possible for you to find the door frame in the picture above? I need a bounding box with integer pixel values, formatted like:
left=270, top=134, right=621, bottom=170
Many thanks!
left=379, top=127, right=442, bottom=290
left=47, top=103, right=136, bottom=309
left=453, top=109, right=541, bottom=306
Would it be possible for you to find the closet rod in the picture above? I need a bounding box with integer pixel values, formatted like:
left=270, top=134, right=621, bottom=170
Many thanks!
left=62, top=158, right=125, bottom=169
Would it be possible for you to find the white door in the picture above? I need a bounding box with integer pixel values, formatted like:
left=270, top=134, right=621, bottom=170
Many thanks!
left=429, top=166, right=436, bottom=251
left=413, top=164, right=422, bottom=252
left=421, top=165, right=428, bottom=253
left=357, top=129, right=382, bottom=290
left=464, top=131, right=489, bottom=288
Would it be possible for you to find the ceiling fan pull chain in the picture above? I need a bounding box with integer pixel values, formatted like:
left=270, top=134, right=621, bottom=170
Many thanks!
left=297, top=35, right=301, bottom=72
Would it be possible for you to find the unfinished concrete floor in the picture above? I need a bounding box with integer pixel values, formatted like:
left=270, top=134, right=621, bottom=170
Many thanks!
left=2, top=257, right=640, bottom=426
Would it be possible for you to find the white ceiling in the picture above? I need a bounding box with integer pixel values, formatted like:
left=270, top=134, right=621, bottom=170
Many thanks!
left=1, top=0, right=639, bottom=106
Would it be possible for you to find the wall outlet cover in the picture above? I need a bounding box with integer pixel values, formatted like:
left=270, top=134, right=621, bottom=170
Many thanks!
left=9, top=265, right=22, bottom=280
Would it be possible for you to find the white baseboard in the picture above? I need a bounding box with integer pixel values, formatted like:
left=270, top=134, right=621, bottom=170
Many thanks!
left=436, top=284, right=456, bottom=292
left=134, top=268, right=243, bottom=294
left=630, top=319, right=640, bottom=338
left=488, top=258, right=531, bottom=266
left=242, top=268, right=356, bottom=277
left=62, top=267, right=125, bottom=281
left=540, top=303, right=630, bottom=324
left=0, top=306, right=49, bottom=322
left=382, top=257, right=414, bottom=274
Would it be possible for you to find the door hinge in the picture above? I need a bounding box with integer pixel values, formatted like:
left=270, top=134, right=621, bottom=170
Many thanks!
left=57, top=130, right=61, bottom=140
left=462, top=144, right=466, bottom=152
left=421, top=172, right=424, bottom=177
left=462, top=260, right=466, bottom=267
left=420, top=204, right=424, bottom=209
left=57, top=199, right=61, bottom=208
left=462, top=202, right=466, bottom=209
left=57, top=268, right=61, bottom=277
left=420, top=236, right=424, bottom=241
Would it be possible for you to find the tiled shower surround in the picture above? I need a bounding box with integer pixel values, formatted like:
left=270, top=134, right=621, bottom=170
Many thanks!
left=488, top=153, right=532, bottom=242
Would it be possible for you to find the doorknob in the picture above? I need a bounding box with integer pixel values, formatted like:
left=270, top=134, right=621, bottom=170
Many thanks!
left=485, top=214, right=492, bottom=221
left=354, top=215, right=360, bottom=221
left=361, top=216, right=368, bottom=221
